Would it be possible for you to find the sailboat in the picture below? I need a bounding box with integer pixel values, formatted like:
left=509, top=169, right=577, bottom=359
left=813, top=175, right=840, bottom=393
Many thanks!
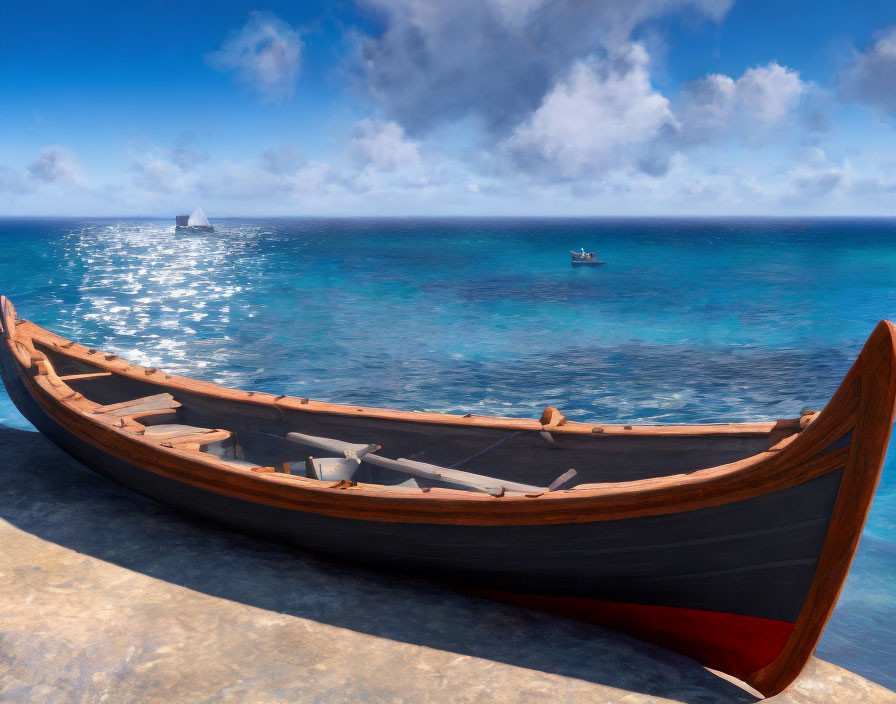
left=175, top=204, right=214, bottom=232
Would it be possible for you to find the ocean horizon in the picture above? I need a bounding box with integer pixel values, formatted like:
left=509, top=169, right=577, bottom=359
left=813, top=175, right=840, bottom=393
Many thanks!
left=1, top=216, right=894, bottom=689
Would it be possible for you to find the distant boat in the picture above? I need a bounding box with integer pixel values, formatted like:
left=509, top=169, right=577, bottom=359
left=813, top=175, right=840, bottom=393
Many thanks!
left=571, top=249, right=603, bottom=265
left=175, top=204, right=214, bottom=232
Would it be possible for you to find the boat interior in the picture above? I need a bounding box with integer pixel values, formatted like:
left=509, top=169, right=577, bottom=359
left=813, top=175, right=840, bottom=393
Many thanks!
left=29, top=336, right=808, bottom=496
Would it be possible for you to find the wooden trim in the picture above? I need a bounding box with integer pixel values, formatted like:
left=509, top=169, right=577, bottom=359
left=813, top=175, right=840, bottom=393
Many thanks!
left=0, top=296, right=14, bottom=343
left=21, top=318, right=795, bottom=438
left=0, top=299, right=870, bottom=528
left=59, top=372, right=113, bottom=382
left=1, top=297, right=31, bottom=368
left=22, top=363, right=861, bottom=527
left=161, top=429, right=233, bottom=448
left=92, top=393, right=180, bottom=416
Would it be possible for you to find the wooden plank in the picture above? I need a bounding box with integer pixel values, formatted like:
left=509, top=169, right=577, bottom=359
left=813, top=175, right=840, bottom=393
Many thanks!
left=99, top=399, right=182, bottom=418
left=143, top=424, right=216, bottom=440
left=124, top=409, right=180, bottom=423
left=59, top=372, right=113, bottom=381
left=93, top=393, right=177, bottom=414
left=93, top=394, right=181, bottom=416
left=161, top=430, right=232, bottom=447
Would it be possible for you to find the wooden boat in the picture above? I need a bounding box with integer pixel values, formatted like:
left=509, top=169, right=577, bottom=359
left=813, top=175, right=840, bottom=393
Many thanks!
left=1, top=293, right=893, bottom=696
left=571, top=250, right=603, bottom=264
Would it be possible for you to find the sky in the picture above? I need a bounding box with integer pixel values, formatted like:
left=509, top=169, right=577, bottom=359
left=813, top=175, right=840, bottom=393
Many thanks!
left=1, top=0, right=895, bottom=216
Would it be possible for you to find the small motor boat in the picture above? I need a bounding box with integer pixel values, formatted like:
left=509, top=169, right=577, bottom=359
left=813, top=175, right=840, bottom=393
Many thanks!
left=571, top=249, right=603, bottom=265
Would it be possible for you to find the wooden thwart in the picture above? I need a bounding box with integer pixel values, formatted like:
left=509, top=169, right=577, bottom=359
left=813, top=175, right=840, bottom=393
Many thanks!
left=92, top=393, right=181, bottom=417
left=161, top=430, right=232, bottom=448
left=159, top=429, right=233, bottom=453
left=143, top=424, right=219, bottom=440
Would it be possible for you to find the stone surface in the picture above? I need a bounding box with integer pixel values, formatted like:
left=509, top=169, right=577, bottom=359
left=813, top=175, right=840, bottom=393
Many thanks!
left=0, top=425, right=893, bottom=703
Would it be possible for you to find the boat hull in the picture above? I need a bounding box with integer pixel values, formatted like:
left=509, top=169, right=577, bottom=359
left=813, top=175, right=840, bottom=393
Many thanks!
left=1, top=294, right=893, bottom=696
left=0, top=327, right=848, bottom=684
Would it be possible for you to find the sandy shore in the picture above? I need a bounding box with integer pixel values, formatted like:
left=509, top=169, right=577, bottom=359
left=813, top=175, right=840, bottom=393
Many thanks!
left=1, top=425, right=893, bottom=703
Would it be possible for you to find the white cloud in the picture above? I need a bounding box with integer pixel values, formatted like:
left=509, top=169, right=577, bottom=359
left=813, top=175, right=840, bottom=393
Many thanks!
left=358, top=0, right=732, bottom=134
left=734, top=63, right=806, bottom=122
left=122, top=120, right=441, bottom=208
left=0, top=145, right=87, bottom=197
left=130, top=151, right=194, bottom=195
left=348, top=119, right=439, bottom=192
left=171, top=146, right=208, bottom=170
left=839, top=26, right=896, bottom=114
left=852, top=176, right=896, bottom=195
left=354, top=4, right=817, bottom=190
left=679, top=62, right=807, bottom=141
left=262, top=143, right=305, bottom=174
left=0, top=167, right=31, bottom=193
left=489, top=0, right=547, bottom=28
left=500, top=44, right=677, bottom=179
left=196, top=162, right=290, bottom=200
left=350, top=119, right=422, bottom=172
left=28, top=146, right=84, bottom=184
left=784, top=148, right=850, bottom=200
left=207, top=12, right=303, bottom=102
left=790, top=169, right=848, bottom=198
left=291, top=161, right=339, bottom=194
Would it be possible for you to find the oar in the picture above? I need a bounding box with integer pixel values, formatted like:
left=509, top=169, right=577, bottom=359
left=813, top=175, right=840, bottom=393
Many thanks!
left=284, top=431, right=379, bottom=462
left=270, top=431, right=577, bottom=495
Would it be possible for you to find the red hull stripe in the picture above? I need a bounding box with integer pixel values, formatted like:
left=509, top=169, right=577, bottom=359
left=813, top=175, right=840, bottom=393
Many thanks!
left=464, top=589, right=794, bottom=680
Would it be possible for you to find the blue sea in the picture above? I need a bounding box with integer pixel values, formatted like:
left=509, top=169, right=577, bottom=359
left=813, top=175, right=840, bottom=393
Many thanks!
left=0, top=217, right=894, bottom=689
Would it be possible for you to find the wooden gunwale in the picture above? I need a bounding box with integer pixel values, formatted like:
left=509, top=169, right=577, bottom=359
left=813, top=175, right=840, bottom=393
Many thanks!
left=16, top=359, right=855, bottom=525
left=0, top=299, right=866, bottom=527
left=22, top=320, right=792, bottom=437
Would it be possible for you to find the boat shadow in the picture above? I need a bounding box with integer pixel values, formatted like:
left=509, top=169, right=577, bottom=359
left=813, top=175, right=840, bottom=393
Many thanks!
left=0, top=425, right=758, bottom=702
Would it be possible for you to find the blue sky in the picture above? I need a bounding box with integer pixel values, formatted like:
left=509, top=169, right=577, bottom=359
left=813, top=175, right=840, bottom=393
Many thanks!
left=1, top=0, right=895, bottom=215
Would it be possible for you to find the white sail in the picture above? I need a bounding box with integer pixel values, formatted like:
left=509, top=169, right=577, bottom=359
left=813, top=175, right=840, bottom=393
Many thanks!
left=187, top=204, right=210, bottom=227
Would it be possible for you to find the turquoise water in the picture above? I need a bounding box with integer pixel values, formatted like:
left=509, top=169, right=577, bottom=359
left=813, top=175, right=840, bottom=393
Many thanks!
left=1, top=217, right=894, bottom=687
